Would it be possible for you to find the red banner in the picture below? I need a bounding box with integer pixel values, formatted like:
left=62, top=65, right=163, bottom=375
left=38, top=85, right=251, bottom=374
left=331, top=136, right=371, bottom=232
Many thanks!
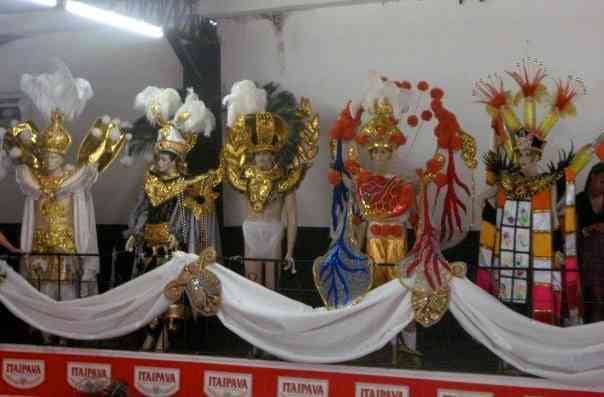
left=0, top=344, right=601, bottom=397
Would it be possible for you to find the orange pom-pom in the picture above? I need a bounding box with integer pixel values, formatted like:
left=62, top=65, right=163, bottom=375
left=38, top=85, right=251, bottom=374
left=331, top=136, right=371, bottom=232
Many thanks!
left=596, top=142, right=604, bottom=160
left=355, top=134, right=368, bottom=145
left=400, top=81, right=412, bottom=90
left=417, top=81, right=429, bottom=91
left=389, top=133, right=407, bottom=146
left=327, top=169, right=342, bottom=185
left=434, top=173, right=448, bottom=187
left=407, top=115, right=419, bottom=127
left=344, top=159, right=361, bottom=175
left=426, top=157, right=442, bottom=174
left=430, top=87, right=444, bottom=100
left=421, top=110, right=433, bottom=122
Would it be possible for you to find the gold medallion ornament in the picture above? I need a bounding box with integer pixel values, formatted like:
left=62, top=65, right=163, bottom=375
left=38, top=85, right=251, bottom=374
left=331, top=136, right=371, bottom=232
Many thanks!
left=163, top=247, right=222, bottom=317
left=405, top=262, right=467, bottom=328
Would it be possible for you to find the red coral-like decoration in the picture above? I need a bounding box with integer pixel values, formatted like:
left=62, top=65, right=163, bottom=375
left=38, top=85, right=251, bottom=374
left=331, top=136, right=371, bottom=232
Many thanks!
left=327, top=169, right=342, bottom=185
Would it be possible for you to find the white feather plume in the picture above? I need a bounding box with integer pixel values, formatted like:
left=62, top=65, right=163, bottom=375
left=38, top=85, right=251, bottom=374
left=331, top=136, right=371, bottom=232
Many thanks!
left=222, top=80, right=267, bottom=127
left=173, top=88, right=215, bottom=137
left=134, top=86, right=182, bottom=126
left=20, top=59, right=93, bottom=123
left=362, top=71, right=410, bottom=116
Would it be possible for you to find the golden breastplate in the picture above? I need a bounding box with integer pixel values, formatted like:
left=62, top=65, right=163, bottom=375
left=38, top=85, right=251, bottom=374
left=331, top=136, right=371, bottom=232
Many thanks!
left=245, top=167, right=282, bottom=213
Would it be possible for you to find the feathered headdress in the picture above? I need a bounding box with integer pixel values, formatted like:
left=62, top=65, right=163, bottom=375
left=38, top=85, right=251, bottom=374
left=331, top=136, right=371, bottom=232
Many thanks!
left=19, top=59, right=93, bottom=155
left=133, top=86, right=215, bottom=160
left=474, top=57, right=586, bottom=162
left=223, top=80, right=290, bottom=155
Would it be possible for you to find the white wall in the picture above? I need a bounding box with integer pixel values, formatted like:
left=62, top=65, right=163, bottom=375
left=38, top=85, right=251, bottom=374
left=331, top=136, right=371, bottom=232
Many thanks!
left=219, top=0, right=604, bottom=227
left=0, top=28, right=182, bottom=224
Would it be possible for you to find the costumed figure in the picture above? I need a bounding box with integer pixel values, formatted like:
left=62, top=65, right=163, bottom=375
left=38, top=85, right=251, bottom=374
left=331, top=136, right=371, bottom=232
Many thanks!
left=222, top=81, right=319, bottom=289
left=1, top=61, right=126, bottom=342
left=474, top=57, right=604, bottom=325
left=124, top=86, right=222, bottom=351
left=315, top=73, right=476, bottom=366
left=577, top=163, right=604, bottom=323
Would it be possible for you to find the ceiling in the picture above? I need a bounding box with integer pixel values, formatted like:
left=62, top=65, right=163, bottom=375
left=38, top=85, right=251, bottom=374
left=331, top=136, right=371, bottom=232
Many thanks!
left=0, top=1, right=52, bottom=15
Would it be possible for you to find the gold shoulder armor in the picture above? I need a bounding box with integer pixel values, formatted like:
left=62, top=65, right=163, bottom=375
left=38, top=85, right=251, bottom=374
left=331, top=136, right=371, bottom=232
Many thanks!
left=77, top=118, right=126, bottom=173
left=183, top=166, right=223, bottom=219
left=221, top=147, right=248, bottom=193
left=5, top=121, right=41, bottom=170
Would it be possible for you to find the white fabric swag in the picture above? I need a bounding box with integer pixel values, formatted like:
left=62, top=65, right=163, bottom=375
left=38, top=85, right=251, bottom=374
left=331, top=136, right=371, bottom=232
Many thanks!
left=1, top=252, right=604, bottom=387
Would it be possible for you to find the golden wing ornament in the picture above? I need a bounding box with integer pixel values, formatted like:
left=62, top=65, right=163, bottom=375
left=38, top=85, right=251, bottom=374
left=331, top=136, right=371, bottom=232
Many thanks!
left=277, top=97, right=320, bottom=193
left=77, top=118, right=126, bottom=173
left=5, top=121, right=41, bottom=170
left=222, top=114, right=250, bottom=193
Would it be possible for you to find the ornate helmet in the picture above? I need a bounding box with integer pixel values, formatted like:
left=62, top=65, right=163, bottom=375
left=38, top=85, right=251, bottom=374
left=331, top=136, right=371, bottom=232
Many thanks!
left=222, top=80, right=289, bottom=154
left=134, top=86, right=215, bottom=160
left=355, top=72, right=409, bottom=153
left=19, top=59, right=93, bottom=156
left=356, top=99, right=407, bottom=152
left=474, top=57, right=586, bottom=161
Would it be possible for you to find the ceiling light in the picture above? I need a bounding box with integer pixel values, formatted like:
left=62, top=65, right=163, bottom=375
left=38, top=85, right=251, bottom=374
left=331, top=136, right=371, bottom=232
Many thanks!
left=23, top=0, right=58, bottom=6
left=65, top=1, right=163, bottom=38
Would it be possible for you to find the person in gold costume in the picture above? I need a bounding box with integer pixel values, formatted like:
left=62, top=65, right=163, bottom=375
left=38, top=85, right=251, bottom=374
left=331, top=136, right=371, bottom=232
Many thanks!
left=2, top=61, right=126, bottom=343
left=124, top=86, right=222, bottom=351
left=222, top=81, right=319, bottom=289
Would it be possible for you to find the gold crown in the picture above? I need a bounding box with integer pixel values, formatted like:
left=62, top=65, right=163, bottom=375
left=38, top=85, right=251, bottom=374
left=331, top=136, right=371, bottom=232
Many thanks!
left=357, top=99, right=406, bottom=152
left=37, top=111, right=72, bottom=155
left=231, top=112, right=289, bottom=154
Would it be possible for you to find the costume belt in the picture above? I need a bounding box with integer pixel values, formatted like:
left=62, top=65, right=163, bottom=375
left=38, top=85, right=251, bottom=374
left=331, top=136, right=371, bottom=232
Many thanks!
left=144, top=223, right=174, bottom=246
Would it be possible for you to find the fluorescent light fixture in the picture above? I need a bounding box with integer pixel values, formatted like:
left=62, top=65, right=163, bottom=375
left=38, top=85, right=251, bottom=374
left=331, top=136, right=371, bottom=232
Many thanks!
left=65, top=0, right=164, bottom=38
left=23, top=0, right=58, bottom=6
left=209, top=19, right=217, bottom=26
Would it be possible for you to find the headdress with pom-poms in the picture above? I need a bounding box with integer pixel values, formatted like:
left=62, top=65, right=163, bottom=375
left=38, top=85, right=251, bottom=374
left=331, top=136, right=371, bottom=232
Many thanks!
left=355, top=71, right=410, bottom=153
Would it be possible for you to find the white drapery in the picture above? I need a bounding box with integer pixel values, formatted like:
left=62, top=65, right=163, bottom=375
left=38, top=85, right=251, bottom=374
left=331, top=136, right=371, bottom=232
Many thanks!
left=2, top=253, right=604, bottom=386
